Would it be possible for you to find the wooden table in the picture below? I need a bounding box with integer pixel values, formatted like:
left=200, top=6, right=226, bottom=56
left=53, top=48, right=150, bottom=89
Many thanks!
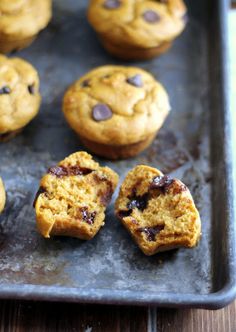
left=1, top=7, right=236, bottom=332
left=0, top=300, right=235, bottom=331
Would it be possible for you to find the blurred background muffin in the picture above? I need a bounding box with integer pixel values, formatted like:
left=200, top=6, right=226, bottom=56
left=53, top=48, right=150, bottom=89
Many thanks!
left=0, top=0, right=52, bottom=53
left=88, top=0, right=187, bottom=60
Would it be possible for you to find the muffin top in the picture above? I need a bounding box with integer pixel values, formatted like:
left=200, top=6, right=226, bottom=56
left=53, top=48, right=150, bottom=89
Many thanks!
left=63, top=65, right=170, bottom=146
left=88, top=0, right=187, bottom=48
left=0, top=177, right=6, bottom=214
left=0, top=0, right=52, bottom=40
left=0, top=55, right=41, bottom=134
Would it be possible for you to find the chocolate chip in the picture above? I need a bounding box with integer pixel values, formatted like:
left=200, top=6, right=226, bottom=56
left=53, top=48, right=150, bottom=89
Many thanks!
left=118, top=209, right=132, bottom=218
left=28, top=84, right=35, bottom=95
left=0, top=86, right=11, bottom=95
left=158, top=0, right=168, bottom=3
left=48, top=165, right=93, bottom=177
left=138, top=225, right=164, bottom=241
left=100, top=185, right=113, bottom=206
left=126, top=74, right=143, bottom=88
left=92, top=104, right=113, bottom=122
left=48, top=166, right=68, bottom=177
left=127, top=192, right=149, bottom=211
left=33, top=187, right=47, bottom=208
left=150, top=175, right=174, bottom=193
left=80, top=207, right=96, bottom=225
left=103, top=0, right=121, bottom=9
left=81, top=79, right=90, bottom=87
left=143, top=10, right=160, bottom=23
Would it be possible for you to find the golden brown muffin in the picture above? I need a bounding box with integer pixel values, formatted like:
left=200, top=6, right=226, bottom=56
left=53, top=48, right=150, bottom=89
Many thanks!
left=88, top=0, right=187, bottom=60
left=63, top=65, right=170, bottom=160
left=34, top=151, right=119, bottom=239
left=115, top=165, right=201, bottom=255
left=0, top=0, right=52, bottom=53
left=0, top=177, right=6, bottom=214
left=0, top=55, right=41, bottom=142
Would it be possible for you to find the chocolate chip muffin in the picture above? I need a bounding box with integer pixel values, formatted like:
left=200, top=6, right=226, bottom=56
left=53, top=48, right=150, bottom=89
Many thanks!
left=88, top=0, right=187, bottom=60
left=0, top=0, right=52, bottom=53
left=0, top=177, right=6, bottom=214
left=115, top=165, right=201, bottom=255
left=0, top=55, right=41, bottom=142
left=34, top=151, right=119, bottom=239
left=63, top=65, right=170, bottom=160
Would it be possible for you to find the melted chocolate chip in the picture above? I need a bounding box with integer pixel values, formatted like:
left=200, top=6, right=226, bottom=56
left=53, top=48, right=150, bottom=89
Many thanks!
left=158, top=0, right=168, bottom=3
left=127, top=192, right=149, bottom=211
left=0, top=86, right=11, bottom=95
left=92, top=173, right=114, bottom=206
left=143, top=10, right=160, bottom=23
left=103, top=0, right=121, bottom=9
left=150, top=175, right=174, bottom=193
left=92, top=103, right=113, bottom=122
left=100, top=185, right=113, bottom=206
left=138, top=225, right=164, bottom=241
left=33, top=187, right=47, bottom=208
left=28, top=84, right=35, bottom=95
left=81, top=79, right=90, bottom=87
left=118, top=209, right=132, bottom=218
left=80, top=207, right=96, bottom=225
left=126, top=74, right=143, bottom=88
left=48, top=165, right=93, bottom=177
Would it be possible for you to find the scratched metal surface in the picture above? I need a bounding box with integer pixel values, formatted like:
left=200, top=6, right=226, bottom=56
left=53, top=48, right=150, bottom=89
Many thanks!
left=0, top=0, right=235, bottom=308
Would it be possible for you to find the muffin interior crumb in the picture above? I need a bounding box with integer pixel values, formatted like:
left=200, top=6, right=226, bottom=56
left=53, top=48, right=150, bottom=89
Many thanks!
left=116, top=166, right=201, bottom=255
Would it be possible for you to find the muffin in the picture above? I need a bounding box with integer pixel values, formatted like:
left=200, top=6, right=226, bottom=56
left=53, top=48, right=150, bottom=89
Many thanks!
left=0, top=177, right=6, bottom=214
left=63, top=65, right=170, bottom=160
left=88, top=0, right=187, bottom=60
left=115, top=165, right=201, bottom=255
left=0, top=0, right=52, bottom=53
left=34, top=151, right=119, bottom=239
left=0, top=55, right=41, bottom=142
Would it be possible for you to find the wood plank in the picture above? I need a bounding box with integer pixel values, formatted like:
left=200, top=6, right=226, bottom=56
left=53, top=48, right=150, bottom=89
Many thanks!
left=156, top=301, right=236, bottom=332
left=0, top=301, right=148, bottom=332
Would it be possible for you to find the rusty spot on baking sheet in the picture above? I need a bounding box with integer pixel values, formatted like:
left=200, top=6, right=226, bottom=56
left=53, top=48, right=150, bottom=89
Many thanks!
left=146, top=131, right=189, bottom=173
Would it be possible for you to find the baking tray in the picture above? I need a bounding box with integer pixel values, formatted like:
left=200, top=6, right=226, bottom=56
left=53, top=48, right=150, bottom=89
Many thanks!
left=0, top=0, right=235, bottom=309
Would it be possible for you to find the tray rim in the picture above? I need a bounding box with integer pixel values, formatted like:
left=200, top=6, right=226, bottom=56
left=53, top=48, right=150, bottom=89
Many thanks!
left=0, top=280, right=235, bottom=309
left=0, top=0, right=235, bottom=309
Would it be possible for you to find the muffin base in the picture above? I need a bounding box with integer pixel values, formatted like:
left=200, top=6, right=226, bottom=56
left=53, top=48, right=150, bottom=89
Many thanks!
left=0, top=35, right=36, bottom=54
left=79, top=133, right=156, bottom=160
left=100, top=37, right=172, bottom=60
left=0, top=129, right=22, bottom=142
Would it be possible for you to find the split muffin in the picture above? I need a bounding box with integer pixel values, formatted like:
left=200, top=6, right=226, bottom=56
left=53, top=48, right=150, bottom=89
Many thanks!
left=0, top=0, right=52, bottom=53
left=88, top=0, right=187, bottom=60
left=34, top=151, right=119, bottom=239
left=63, top=65, right=170, bottom=160
left=0, top=177, right=6, bottom=214
left=0, top=55, right=41, bottom=142
left=115, top=165, right=201, bottom=255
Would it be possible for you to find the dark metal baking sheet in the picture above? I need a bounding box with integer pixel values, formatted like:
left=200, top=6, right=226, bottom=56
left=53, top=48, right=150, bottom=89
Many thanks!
left=0, top=0, right=235, bottom=309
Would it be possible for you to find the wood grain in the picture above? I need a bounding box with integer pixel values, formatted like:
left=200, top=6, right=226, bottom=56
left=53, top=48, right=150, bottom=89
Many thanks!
left=0, top=300, right=236, bottom=332
left=0, top=301, right=148, bottom=332
left=157, top=301, right=236, bottom=332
